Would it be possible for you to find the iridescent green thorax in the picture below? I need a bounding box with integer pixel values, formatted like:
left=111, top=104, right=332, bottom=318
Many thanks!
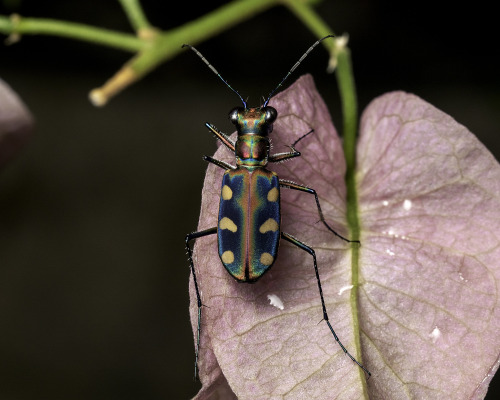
left=236, top=134, right=269, bottom=167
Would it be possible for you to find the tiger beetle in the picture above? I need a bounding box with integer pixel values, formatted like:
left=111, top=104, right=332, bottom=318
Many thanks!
left=183, top=35, right=371, bottom=379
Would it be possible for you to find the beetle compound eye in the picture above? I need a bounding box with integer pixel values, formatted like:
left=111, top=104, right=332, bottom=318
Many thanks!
left=229, top=107, right=240, bottom=125
left=264, top=107, right=277, bottom=124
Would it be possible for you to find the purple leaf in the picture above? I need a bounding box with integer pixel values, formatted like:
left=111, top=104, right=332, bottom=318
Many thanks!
left=189, top=75, right=500, bottom=399
left=357, top=91, right=500, bottom=399
left=0, top=78, right=34, bottom=168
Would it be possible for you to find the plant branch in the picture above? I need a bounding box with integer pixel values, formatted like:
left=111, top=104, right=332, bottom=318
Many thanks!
left=0, top=14, right=143, bottom=51
left=0, top=0, right=281, bottom=105
left=335, top=42, right=368, bottom=388
left=0, top=0, right=338, bottom=106
left=118, top=0, right=154, bottom=35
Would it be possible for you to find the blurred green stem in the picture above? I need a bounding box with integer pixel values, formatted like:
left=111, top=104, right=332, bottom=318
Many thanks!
left=0, top=15, right=144, bottom=51
left=0, top=0, right=279, bottom=104
left=118, top=0, right=153, bottom=33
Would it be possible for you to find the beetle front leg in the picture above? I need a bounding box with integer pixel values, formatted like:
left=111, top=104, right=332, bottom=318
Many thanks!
left=205, top=122, right=235, bottom=152
left=279, top=179, right=360, bottom=244
left=203, top=155, right=236, bottom=170
left=185, top=227, right=217, bottom=379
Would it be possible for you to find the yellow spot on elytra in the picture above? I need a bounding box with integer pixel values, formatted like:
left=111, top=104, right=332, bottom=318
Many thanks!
left=222, top=185, right=233, bottom=200
left=219, top=217, right=237, bottom=232
left=267, top=187, right=279, bottom=202
left=259, top=218, right=279, bottom=233
left=260, top=253, right=274, bottom=266
left=222, top=250, right=234, bottom=264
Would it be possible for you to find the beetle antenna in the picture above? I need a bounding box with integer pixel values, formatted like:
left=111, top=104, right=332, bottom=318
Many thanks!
left=182, top=44, right=247, bottom=108
left=263, top=35, right=335, bottom=107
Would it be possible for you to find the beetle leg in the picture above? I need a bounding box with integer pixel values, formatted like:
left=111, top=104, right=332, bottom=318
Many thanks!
left=185, top=227, right=217, bottom=380
left=269, top=129, right=314, bottom=163
left=281, top=232, right=370, bottom=377
left=203, top=155, right=236, bottom=170
left=279, top=180, right=359, bottom=244
left=205, top=122, right=236, bottom=152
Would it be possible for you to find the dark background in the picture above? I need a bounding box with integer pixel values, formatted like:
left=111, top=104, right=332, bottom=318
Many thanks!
left=0, top=1, right=499, bottom=399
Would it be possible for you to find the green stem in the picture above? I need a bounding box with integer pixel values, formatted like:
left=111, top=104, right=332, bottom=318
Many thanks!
left=0, top=15, right=143, bottom=51
left=336, top=46, right=368, bottom=389
left=0, top=0, right=329, bottom=106
left=336, top=47, right=359, bottom=238
left=1, top=0, right=281, bottom=104
left=118, top=0, right=153, bottom=32
left=89, top=0, right=279, bottom=104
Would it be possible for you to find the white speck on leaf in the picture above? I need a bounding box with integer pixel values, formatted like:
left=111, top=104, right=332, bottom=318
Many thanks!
left=429, top=326, right=441, bottom=344
left=267, top=294, right=284, bottom=310
left=338, top=285, right=354, bottom=296
left=403, top=199, right=412, bottom=210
